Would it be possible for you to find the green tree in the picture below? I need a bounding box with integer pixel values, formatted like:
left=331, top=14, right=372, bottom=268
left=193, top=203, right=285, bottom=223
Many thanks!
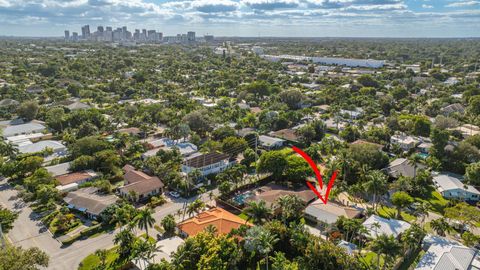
left=369, top=234, right=401, bottom=270
left=113, top=228, right=136, bottom=260
left=135, top=207, right=156, bottom=238
left=243, top=200, right=272, bottom=224
left=465, top=162, right=480, bottom=186
left=391, top=191, right=413, bottom=218
left=244, top=226, right=279, bottom=270
left=467, top=95, right=480, bottom=116
left=0, top=245, right=49, bottom=270
left=17, top=100, right=39, bottom=121
left=257, top=150, right=288, bottom=180
left=430, top=218, right=450, bottom=236
left=0, top=206, right=18, bottom=233
left=276, top=195, right=304, bottom=223
left=221, top=136, right=248, bottom=158
left=444, top=202, right=480, bottom=228
left=161, top=214, right=176, bottom=236
left=363, top=170, right=388, bottom=211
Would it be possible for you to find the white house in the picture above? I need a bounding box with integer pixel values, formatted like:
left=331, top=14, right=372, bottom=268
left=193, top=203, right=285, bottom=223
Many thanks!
left=362, top=215, right=411, bottom=239
left=433, top=174, right=480, bottom=202
left=18, top=140, right=67, bottom=155
left=390, top=133, right=420, bottom=151
left=258, top=135, right=285, bottom=150
left=182, top=152, right=234, bottom=177
left=1, top=121, right=46, bottom=138
left=415, top=235, right=480, bottom=270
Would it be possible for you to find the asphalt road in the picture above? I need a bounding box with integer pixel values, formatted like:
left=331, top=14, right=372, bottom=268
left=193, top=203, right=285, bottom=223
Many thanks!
left=0, top=177, right=217, bottom=270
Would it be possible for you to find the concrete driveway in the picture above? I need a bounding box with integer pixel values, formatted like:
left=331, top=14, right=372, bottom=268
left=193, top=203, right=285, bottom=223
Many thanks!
left=0, top=177, right=217, bottom=270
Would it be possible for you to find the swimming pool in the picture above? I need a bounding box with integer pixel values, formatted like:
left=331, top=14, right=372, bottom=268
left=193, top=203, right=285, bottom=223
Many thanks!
left=417, top=153, right=429, bottom=159
left=232, top=191, right=254, bottom=206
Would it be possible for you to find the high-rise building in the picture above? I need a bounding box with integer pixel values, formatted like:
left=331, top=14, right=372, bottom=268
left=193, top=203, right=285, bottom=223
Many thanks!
left=187, top=31, right=196, bottom=42
left=204, top=35, right=214, bottom=42
left=106, top=26, right=112, bottom=32
left=97, top=26, right=104, bottom=33
left=72, top=32, right=78, bottom=41
left=81, top=25, right=90, bottom=39
left=64, top=30, right=70, bottom=40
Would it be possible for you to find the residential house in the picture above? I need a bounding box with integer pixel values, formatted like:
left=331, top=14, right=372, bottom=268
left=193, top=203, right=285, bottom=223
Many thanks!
left=452, top=124, right=480, bottom=138
left=415, top=235, right=480, bottom=270
left=390, top=133, right=420, bottom=151
left=304, top=200, right=363, bottom=226
left=182, top=152, right=234, bottom=177
left=433, top=174, right=480, bottom=202
left=55, top=171, right=98, bottom=193
left=178, top=207, right=252, bottom=237
left=65, top=100, right=91, bottom=111
left=362, top=215, right=411, bottom=239
left=258, top=135, right=285, bottom=149
left=441, top=103, right=465, bottom=115
left=18, top=140, right=67, bottom=155
left=384, top=158, right=426, bottom=179
left=119, top=165, right=165, bottom=201
left=340, top=108, right=363, bottom=119
left=351, top=139, right=384, bottom=150
left=245, top=184, right=316, bottom=211
left=46, top=162, right=71, bottom=177
left=63, top=187, right=119, bottom=220
left=142, top=138, right=197, bottom=159
left=0, top=121, right=46, bottom=138
left=0, top=99, right=19, bottom=108
left=269, top=129, right=299, bottom=143
left=132, top=236, right=185, bottom=270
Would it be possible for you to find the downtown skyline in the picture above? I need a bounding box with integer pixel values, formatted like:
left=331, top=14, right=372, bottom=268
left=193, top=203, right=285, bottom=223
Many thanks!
left=0, top=0, right=479, bottom=38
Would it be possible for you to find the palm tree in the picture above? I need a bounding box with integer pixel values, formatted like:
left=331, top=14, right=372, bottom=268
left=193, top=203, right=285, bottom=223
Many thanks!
left=135, top=207, right=156, bottom=238
left=94, top=249, right=108, bottom=269
left=244, top=226, right=279, bottom=270
left=408, top=154, right=422, bottom=181
left=363, top=170, right=388, bottom=211
left=336, top=151, right=352, bottom=184
left=400, top=224, right=426, bottom=254
left=186, top=199, right=205, bottom=217
left=369, top=234, right=401, bottom=270
left=243, top=200, right=272, bottom=224
left=113, top=228, right=135, bottom=260
left=430, top=218, right=450, bottom=236
left=276, top=195, right=304, bottom=223
left=204, top=224, right=218, bottom=235
left=413, top=202, right=430, bottom=225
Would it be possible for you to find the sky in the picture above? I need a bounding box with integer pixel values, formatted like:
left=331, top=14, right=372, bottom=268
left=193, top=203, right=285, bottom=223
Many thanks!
left=0, top=0, right=479, bottom=37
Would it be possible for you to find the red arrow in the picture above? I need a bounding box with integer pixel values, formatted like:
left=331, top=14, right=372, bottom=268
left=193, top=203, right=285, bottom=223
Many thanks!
left=292, top=146, right=338, bottom=204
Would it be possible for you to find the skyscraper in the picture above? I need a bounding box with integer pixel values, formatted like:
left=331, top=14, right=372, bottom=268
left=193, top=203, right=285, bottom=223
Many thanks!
left=97, top=26, right=104, bottom=33
left=81, top=25, right=90, bottom=39
left=187, top=31, right=196, bottom=42
left=64, top=30, right=70, bottom=40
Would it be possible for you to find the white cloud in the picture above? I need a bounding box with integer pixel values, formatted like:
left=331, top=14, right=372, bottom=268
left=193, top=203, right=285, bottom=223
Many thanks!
left=422, top=4, right=433, bottom=8
left=446, top=1, right=480, bottom=7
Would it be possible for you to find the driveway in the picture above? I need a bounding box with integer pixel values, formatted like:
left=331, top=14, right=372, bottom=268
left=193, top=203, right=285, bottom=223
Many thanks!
left=0, top=177, right=217, bottom=270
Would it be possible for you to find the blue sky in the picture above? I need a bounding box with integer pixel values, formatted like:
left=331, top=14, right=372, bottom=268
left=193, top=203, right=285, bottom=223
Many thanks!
left=0, top=0, right=479, bottom=37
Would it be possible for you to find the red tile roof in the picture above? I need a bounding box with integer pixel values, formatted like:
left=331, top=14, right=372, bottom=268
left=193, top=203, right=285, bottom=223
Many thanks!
left=178, top=207, right=252, bottom=237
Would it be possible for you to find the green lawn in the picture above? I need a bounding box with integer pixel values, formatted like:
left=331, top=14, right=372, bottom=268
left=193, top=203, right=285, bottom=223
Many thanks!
left=238, top=213, right=248, bottom=221
left=78, top=247, right=120, bottom=270
left=397, top=250, right=425, bottom=270
left=377, top=205, right=416, bottom=223
left=413, top=188, right=449, bottom=214
left=362, top=251, right=385, bottom=269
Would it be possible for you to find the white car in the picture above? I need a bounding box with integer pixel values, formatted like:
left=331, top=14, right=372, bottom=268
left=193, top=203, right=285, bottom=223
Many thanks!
left=168, top=191, right=180, bottom=198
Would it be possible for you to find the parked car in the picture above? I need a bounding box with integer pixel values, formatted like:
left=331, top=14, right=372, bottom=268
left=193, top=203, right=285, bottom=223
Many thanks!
left=168, top=191, right=181, bottom=198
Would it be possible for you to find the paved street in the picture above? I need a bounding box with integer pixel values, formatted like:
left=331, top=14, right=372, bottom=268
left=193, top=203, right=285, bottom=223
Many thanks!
left=0, top=177, right=217, bottom=270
